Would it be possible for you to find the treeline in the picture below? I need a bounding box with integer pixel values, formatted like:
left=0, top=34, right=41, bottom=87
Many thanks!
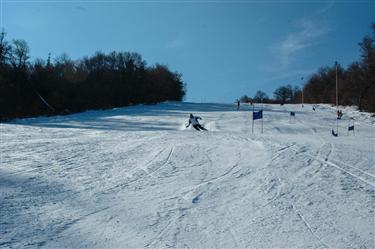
left=0, top=31, right=186, bottom=121
left=303, top=23, right=375, bottom=112
left=241, top=23, right=375, bottom=112
left=240, top=85, right=302, bottom=104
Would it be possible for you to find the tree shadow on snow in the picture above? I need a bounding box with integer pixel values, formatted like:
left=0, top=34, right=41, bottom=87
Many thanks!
left=0, top=171, right=101, bottom=248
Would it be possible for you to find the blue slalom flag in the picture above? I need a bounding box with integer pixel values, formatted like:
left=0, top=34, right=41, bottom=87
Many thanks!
left=348, top=125, right=354, bottom=131
left=290, top=111, right=295, bottom=116
left=253, top=110, right=263, bottom=120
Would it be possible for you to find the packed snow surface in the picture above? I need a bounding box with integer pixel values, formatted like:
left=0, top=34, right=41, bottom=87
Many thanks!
left=1, top=102, right=374, bottom=248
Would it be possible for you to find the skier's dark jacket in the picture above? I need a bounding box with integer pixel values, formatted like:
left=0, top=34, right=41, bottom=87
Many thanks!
left=187, top=114, right=202, bottom=127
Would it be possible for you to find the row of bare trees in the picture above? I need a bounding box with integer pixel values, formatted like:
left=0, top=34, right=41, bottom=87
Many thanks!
left=303, top=23, right=375, bottom=112
left=0, top=31, right=186, bottom=121
left=240, top=23, right=374, bottom=112
left=240, top=85, right=301, bottom=105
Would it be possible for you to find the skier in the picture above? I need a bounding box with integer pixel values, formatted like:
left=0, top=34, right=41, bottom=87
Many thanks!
left=337, top=110, right=343, bottom=119
left=186, top=113, right=207, bottom=131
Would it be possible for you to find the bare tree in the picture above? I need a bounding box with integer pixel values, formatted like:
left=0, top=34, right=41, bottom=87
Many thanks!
left=0, top=29, right=11, bottom=66
left=253, top=90, right=269, bottom=102
left=273, top=85, right=293, bottom=103
left=11, top=39, right=30, bottom=70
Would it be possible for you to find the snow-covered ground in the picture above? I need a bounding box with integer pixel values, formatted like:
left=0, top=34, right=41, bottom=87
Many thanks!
left=1, top=102, right=374, bottom=248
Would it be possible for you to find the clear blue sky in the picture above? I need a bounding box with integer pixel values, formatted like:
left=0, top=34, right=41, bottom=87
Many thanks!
left=1, top=0, right=374, bottom=102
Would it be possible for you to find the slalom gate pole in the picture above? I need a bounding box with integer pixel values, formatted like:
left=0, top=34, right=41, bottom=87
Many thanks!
left=261, top=106, right=263, bottom=134
left=335, top=61, right=339, bottom=136
left=252, top=104, right=254, bottom=134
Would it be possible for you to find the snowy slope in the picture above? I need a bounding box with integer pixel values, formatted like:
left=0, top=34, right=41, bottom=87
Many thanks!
left=1, top=102, right=374, bottom=248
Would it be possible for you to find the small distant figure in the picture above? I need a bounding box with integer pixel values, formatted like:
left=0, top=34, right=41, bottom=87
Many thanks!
left=236, top=99, right=240, bottom=110
left=312, top=106, right=316, bottom=111
left=186, top=113, right=207, bottom=131
left=337, top=110, right=343, bottom=119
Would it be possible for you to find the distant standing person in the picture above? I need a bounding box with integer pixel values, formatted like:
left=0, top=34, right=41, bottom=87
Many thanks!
left=337, top=110, right=343, bottom=119
left=186, top=113, right=207, bottom=131
left=237, top=99, right=240, bottom=110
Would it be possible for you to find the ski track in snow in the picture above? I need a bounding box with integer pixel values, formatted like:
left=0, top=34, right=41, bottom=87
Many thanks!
left=0, top=102, right=374, bottom=248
